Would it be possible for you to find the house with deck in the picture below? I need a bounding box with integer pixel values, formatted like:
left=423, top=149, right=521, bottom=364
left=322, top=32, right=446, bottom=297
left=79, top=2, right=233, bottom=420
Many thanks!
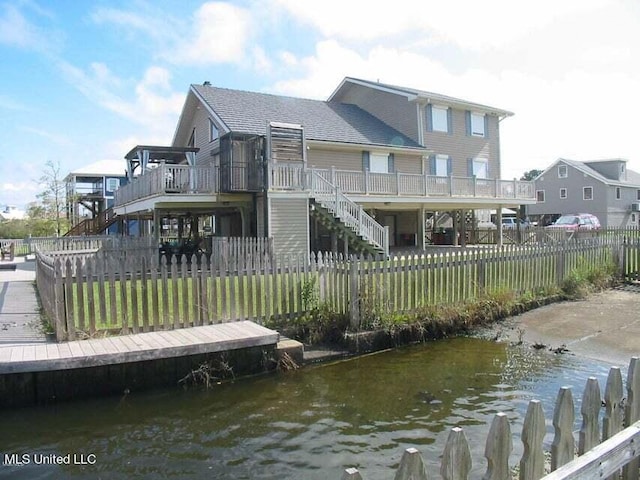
left=527, top=158, right=640, bottom=228
left=65, top=160, right=129, bottom=236
left=111, top=77, right=536, bottom=257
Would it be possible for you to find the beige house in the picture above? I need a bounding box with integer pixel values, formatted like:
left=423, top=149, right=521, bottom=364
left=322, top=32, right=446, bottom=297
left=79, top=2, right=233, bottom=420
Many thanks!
left=113, top=77, right=535, bottom=257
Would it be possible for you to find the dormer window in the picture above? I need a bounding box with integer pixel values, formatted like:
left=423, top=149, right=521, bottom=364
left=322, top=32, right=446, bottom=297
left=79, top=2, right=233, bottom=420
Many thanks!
left=558, top=165, right=568, bottom=178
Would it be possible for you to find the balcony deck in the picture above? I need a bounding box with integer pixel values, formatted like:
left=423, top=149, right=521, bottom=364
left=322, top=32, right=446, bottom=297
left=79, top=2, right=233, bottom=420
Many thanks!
left=114, top=162, right=536, bottom=208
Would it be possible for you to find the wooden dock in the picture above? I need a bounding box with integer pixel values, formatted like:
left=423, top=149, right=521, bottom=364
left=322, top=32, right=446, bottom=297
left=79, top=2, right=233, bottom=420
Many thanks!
left=0, top=321, right=281, bottom=408
left=0, top=321, right=278, bottom=375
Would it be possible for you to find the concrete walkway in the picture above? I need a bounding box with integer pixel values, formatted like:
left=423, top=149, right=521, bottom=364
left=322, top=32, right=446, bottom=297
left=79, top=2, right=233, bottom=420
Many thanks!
left=0, top=257, right=48, bottom=347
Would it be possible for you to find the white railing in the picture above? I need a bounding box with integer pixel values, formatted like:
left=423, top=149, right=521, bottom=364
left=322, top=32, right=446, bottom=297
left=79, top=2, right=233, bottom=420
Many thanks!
left=269, top=162, right=307, bottom=190
left=114, top=164, right=219, bottom=206
left=270, top=165, right=535, bottom=201
left=310, top=171, right=389, bottom=256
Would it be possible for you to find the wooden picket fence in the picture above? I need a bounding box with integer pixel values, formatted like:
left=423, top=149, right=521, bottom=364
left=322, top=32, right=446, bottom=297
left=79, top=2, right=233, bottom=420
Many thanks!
left=340, top=358, right=640, bottom=480
left=34, top=236, right=640, bottom=342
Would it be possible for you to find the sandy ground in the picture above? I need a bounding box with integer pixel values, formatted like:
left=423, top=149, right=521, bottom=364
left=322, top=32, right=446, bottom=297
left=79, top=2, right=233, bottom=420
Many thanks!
left=480, top=284, right=640, bottom=367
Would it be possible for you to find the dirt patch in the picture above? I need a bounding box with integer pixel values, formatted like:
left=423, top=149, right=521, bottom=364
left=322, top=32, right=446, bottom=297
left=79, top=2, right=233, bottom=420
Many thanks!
left=475, top=284, right=640, bottom=366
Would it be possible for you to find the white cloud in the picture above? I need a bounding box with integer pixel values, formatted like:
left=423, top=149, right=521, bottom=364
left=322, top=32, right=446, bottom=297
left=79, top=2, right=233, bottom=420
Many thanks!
left=0, top=4, right=50, bottom=50
left=273, top=0, right=608, bottom=50
left=57, top=61, right=184, bottom=136
left=163, top=2, right=252, bottom=65
left=0, top=94, right=28, bottom=111
left=19, top=126, right=73, bottom=147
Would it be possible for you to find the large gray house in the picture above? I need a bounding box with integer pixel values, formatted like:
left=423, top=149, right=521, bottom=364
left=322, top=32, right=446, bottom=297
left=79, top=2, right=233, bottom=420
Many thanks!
left=108, top=77, right=536, bottom=257
left=527, top=158, right=640, bottom=228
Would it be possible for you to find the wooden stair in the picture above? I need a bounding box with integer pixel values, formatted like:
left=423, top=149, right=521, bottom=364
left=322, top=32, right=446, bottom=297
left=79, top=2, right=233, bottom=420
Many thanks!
left=64, top=207, right=119, bottom=236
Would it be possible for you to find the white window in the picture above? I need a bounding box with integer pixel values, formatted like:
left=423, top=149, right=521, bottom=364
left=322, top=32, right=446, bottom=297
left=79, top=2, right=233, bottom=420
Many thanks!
left=470, top=112, right=485, bottom=137
left=106, top=178, right=120, bottom=191
left=632, top=213, right=636, bottom=223
left=209, top=119, right=219, bottom=142
left=435, top=154, right=448, bottom=176
left=558, top=165, right=568, bottom=178
left=637, top=189, right=640, bottom=201
left=560, top=188, right=567, bottom=199
left=621, top=164, right=625, bottom=173
left=616, top=187, right=621, bottom=200
left=370, top=153, right=390, bottom=173
left=583, top=186, right=593, bottom=200
left=536, top=190, right=545, bottom=202
left=472, top=158, right=488, bottom=179
left=431, top=105, right=449, bottom=133
left=188, top=128, right=196, bottom=147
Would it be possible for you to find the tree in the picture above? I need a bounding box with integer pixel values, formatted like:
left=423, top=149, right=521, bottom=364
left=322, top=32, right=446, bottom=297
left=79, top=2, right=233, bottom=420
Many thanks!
left=36, top=160, right=69, bottom=236
left=520, top=169, right=543, bottom=181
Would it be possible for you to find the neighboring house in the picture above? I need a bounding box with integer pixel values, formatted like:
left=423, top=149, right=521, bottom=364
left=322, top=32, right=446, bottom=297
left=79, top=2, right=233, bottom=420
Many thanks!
left=113, top=77, right=535, bottom=257
left=65, top=160, right=129, bottom=235
left=527, top=158, right=640, bottom=228
left=0, top=205, right=26, bottom=221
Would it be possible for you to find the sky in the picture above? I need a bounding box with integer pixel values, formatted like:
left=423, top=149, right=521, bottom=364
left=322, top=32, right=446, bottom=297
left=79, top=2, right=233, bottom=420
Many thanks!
left=1, top=0, right=640, bottom=210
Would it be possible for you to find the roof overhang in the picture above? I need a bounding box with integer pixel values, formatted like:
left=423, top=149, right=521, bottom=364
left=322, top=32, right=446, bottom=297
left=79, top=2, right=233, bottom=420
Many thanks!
left=306, top=139, right=430, bottom=155
left=124, top=145, right=200, bottom=162
left=329, top=77, right=514, bottom=118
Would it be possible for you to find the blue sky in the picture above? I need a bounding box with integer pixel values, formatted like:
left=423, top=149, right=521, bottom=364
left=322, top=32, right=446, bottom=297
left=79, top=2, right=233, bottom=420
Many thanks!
left=1, top=0, right=639, bottom=209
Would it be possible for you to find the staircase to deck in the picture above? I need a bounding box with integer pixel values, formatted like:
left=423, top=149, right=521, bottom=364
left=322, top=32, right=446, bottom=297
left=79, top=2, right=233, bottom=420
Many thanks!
left=64, top=207, right=119, bottom=236
left=309, top=171, right=389, bottom=256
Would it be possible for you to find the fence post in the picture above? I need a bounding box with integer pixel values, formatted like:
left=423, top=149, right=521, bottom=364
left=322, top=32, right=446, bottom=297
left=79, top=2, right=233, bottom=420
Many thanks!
left=484, top=412, right=512, bottom=480
left=624, top=357, right=640, bottom=480
left=556, top=249, right=565, bottom=284
left=53, top=258, right=66, bottom=341
left=395, top=448, right=428, bottom=480
left=349, top=257, right=360, bottom=330
left=441, top=427, right=471, bottom=480
left=520, top=399, right=545, bottom=480
left=579, top=377, right=602, bottom=454
left=551, top=386, right=575, bottom=470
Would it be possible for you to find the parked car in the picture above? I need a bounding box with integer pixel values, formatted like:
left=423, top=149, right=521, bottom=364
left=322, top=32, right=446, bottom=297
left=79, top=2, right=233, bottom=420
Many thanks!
left=501, top=218, right=530, bottom=229
left=545, top=213, right=601, bottom=231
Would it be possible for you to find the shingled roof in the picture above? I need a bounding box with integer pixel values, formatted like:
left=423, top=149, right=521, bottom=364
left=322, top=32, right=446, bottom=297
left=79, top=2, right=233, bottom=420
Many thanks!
left=191, top=84, right=423, bottom=150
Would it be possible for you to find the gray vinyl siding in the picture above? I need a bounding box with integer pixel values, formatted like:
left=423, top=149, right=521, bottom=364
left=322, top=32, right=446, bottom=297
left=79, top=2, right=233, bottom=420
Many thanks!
left=394, top=153, right=422, bottom=174
left=177, top=100, right=221, bottom=167
left=308, top=149, right=362, bottom=171
left=269, top=197, right=309, bottom=257
left=334, top=87, right=420, bottom=143
left=527, top=162, right=617, bottom=225
left=423, top=107, right=501, bottom=178
left=308, top=148, right=421, bottom=173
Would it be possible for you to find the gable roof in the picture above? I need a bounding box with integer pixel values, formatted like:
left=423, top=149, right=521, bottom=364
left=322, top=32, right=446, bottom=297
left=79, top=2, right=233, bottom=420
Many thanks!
left=65, top=160, right=127, bottom=179
left=190, top=84, right=423, bottom=150
left=329, top=77, right=514, bottom=117
left=539, top=158, right=640, bottom=187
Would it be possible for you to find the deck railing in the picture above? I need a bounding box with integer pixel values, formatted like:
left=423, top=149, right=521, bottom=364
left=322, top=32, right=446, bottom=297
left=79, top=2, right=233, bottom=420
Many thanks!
left=114, top=162, right=535, bottom=206
left=270, top=165, right=535, bottom=200
left=310, top=171, right=389, bottom=255
left=114, top=164, right=219, bottom=206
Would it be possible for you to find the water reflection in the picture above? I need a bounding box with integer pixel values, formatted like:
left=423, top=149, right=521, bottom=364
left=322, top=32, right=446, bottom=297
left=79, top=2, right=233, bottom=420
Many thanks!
left=1, top=338, right=613, bottom=479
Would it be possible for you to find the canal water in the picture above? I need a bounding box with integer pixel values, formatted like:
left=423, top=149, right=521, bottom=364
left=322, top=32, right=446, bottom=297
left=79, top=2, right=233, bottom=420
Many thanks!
left=1, top=338, right=615, bottom=479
